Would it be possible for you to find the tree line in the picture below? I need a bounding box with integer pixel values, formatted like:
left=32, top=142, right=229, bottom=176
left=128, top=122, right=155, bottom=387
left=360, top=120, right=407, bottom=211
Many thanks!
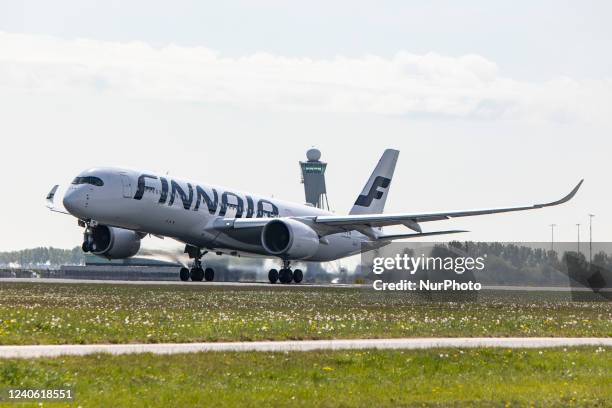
left=0, top=247, right=86, bottom=267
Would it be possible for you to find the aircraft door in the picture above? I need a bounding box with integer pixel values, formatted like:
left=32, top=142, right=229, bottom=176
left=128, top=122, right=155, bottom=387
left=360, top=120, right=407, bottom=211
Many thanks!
left=120, top=174, right=133, bottom=198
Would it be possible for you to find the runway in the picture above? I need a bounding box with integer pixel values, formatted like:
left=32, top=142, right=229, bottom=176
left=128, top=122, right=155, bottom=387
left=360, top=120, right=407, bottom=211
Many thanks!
left=0, top=338, right=610, bottom=359
left=0, top=277, right=357, bottom=289
left=0, top=278, right=606, bottom=292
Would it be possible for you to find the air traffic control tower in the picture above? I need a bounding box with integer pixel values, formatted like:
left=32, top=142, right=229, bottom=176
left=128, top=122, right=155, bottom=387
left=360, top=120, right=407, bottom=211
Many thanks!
left=299, top=148, right=330, bottom=210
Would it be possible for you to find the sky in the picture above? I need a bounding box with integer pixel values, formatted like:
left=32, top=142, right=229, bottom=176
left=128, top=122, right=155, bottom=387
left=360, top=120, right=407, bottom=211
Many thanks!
left=0, top=0, right=610, bottom=252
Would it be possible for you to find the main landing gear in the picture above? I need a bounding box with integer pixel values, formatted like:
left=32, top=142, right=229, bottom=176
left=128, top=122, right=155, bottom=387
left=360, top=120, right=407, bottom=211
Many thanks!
left=180, top=246, right=214, bottom=282
left=268, top=260, right=303, bottom=284
left=80, top=220, right=95, bottom=253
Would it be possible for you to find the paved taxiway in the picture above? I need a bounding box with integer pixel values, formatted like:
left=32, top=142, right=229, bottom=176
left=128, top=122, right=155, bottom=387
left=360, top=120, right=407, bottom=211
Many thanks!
left=0, top=278, right=606, bottom=292
left=0, top=338, right=610, bottom=359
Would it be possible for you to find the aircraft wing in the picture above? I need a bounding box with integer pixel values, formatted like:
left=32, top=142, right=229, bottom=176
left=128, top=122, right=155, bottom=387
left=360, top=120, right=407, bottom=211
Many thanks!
left=310, top=179, right=583, bottom=234
left=213, top=179, right=582, bottom=240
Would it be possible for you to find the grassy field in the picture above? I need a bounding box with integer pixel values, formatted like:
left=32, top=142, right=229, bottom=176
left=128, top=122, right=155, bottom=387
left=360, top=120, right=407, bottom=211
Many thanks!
left=0, top=282, right=610, bottom=345
left=0, top=347, right=610, bottom=407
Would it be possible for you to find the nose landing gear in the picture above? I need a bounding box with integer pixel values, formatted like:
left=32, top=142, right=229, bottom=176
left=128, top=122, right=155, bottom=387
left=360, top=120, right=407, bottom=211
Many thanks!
left=269, top=260, right=303, bottom=284
left=80, top=220, right=96, bottom=253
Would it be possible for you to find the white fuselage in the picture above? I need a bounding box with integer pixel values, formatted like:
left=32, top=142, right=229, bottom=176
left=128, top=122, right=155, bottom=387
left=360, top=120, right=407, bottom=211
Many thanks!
left=63, top=167, right=378, bottom=262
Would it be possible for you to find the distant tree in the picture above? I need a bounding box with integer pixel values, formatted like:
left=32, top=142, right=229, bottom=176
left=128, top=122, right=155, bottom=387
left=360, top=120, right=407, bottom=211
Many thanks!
left=0, top=247, right=86, bottom=267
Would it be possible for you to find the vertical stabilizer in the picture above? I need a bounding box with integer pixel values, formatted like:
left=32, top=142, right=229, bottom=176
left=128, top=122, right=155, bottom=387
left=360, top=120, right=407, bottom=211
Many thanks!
left=349, top=149, right=399, bottom=215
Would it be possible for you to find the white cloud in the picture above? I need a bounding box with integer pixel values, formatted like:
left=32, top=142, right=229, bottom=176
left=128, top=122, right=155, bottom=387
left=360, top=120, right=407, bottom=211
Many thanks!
left=0, top=31, right=610, bottom=123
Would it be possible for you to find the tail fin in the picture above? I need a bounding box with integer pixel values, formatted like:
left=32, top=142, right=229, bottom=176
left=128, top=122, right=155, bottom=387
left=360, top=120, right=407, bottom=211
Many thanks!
left=349, top=149, right=399, bottom=215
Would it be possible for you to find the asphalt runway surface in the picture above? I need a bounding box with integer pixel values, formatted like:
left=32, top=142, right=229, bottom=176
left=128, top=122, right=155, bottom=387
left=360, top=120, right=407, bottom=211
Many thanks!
left=0, top=338, right=610, bottom=359
left=0, top=277, right=357, bottom=289
left=0, top=278, right=606, bottom=292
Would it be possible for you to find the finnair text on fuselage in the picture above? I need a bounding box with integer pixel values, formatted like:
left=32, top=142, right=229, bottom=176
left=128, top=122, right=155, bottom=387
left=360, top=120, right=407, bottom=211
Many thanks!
left=133, top=174, right=280, bottom=218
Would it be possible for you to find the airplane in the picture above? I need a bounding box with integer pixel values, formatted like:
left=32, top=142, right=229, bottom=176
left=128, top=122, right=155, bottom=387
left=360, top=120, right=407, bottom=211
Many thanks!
left=46, top=149, right=583, bottom=284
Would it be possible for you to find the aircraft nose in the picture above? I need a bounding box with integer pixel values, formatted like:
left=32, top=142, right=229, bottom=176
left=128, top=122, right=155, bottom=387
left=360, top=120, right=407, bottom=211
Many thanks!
left=63, top=188, right=85, bottom=215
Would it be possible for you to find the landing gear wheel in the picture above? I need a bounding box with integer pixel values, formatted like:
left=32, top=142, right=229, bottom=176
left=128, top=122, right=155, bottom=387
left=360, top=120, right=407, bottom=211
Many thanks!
left=268, top=269, right=279, bottom=284
left=185, top=246, right=209, bottom=283
left=204, top=267, right=215, bottom=282
left=190, top=267, right=204, bottom=281
left=278, top=268, right=288, bottom=283
left=81, top=241, right=90, bottom=253
left=279, top=268, right=293, bottom=284
left=179, top=267, right=190, bottom=282
left=293, top=269, right=303, bottom=283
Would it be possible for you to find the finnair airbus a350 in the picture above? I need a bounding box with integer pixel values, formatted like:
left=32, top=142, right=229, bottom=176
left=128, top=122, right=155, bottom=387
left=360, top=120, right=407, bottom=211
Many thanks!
left=47, top=149, right=583, bottom=284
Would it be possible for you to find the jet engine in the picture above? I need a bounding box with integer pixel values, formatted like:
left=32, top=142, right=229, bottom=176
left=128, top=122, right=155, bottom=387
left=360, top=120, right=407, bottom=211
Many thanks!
left=261, top=219, right=319, bottom=259
left=84, top=225, right=141, bottom=259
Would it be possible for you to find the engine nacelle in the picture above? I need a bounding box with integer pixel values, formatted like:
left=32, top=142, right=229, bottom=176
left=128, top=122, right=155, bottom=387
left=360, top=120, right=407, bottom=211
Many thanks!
left=89, top=225, right=141, bottom=259
left=261, top=219, right=319, bottom=259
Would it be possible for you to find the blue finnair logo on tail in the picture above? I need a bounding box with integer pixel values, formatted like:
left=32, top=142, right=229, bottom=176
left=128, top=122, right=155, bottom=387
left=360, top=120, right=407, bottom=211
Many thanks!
left=354, top=176, right=391, bottom=207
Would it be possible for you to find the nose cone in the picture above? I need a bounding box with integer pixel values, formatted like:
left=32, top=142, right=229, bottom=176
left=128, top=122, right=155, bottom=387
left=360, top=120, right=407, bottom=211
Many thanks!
left=63, top=188, right=85, bottom=216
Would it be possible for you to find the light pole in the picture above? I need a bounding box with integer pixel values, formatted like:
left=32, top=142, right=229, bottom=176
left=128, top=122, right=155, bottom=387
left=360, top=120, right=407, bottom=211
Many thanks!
left=550, top=224, right=556, bottom=252
left=589, top=214, right=595, bottom=264
left=576, top=223, right=580, bottom=254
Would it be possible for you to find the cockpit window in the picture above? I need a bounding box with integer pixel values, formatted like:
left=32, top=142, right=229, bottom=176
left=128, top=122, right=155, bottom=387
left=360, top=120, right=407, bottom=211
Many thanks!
left=72, top=176, right=104, bottom=187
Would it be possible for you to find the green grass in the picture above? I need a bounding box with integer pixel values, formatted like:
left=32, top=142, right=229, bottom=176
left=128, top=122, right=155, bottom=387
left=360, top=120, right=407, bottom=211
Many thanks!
left=0, top=347, right=610, bottom=407
left=0, top=282, right=610, bottom=345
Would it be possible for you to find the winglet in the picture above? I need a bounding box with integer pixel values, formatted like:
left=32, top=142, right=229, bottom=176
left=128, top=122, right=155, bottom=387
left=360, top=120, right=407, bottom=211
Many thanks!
left=535, top=179, right=584, bottom=208
left=46, top=185, right=59, bottom=208
left=46, top=184, right=70, bottom=215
